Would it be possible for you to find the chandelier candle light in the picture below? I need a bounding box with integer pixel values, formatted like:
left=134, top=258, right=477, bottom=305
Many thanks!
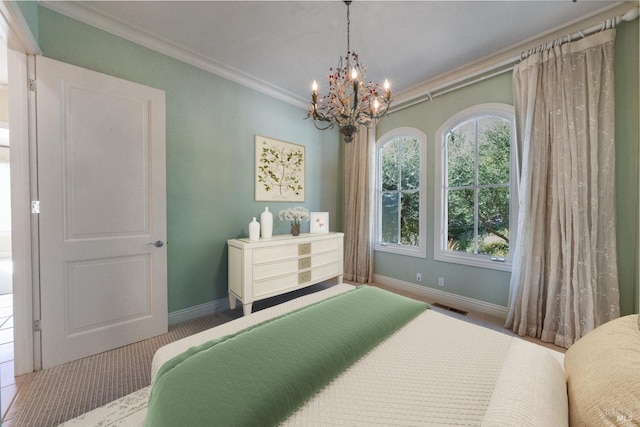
left=307, top=1, right=391, bottom=143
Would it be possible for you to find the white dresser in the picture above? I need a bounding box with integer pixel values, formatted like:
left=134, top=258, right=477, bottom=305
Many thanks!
left=227, top=232, right=344, bottom=316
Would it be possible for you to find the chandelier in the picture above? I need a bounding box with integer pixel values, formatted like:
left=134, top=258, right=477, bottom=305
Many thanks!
left=307, top=1, right=391, bottom=143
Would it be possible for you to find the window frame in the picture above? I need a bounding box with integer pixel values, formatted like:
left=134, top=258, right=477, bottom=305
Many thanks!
left=374, top=127, right=427, bottom=258
left=434, top=103, right=517, bottom=271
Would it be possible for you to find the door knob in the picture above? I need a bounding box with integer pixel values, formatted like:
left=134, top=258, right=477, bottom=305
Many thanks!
left=150, top=240, right=165, bottom=248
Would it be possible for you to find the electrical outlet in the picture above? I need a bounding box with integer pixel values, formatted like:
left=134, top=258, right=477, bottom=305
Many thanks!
left=416, top=273, right=422, bottom=282
left=438, top=277, right=445, bottom=287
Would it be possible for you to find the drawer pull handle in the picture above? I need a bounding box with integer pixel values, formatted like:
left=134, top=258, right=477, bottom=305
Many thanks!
left=298, top=243, right=311, bottom=255
left=298, top=258, right=311, bottom=269
left=298, top=271, right=311, bottom=284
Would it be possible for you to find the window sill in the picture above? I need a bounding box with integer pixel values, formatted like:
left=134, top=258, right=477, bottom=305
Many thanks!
left=375, top=243, right=426, bottom=259
left=434, top=251, right=512, bottom=272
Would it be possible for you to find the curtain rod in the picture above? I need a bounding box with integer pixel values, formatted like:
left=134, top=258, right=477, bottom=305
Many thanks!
left=390, top=6, right=639, bottom=113
left=522, top=6, right=640, bottom=58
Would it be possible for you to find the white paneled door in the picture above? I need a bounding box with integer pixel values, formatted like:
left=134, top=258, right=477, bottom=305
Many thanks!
left=36, top=56, right=167, bottom=368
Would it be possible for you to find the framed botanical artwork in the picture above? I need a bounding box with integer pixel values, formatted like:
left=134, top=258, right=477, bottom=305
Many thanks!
left=255, top=135, right=305, bottom=202
left=310, top=212, right=329, bottom=233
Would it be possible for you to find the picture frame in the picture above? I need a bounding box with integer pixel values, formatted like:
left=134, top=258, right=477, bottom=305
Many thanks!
left=310, top=212, right=329, bottom=234
left=255, top=135, right=305, bottom=202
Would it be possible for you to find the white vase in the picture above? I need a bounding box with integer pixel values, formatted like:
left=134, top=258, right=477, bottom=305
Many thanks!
left=260, top=207, right=273, bottom=239
left=248, top=217, right=260, bottom=241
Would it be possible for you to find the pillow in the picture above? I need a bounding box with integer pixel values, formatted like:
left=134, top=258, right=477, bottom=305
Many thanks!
left=564, top=315, right=640, bottom=426
left=482, top=339, right=568, bottom=427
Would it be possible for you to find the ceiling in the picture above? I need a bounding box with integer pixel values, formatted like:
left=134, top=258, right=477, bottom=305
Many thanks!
left=42, top=1, right=628, bottom=108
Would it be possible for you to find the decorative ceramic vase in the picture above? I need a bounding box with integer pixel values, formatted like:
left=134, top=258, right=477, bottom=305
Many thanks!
left=260, top=207, right=273, bottom=239
left=248, top=217, right=260, bottom=241
left=291, top=222, right=301, bottom=236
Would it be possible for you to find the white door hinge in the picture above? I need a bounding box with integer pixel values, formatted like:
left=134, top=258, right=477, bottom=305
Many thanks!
left=33, top=319, right=41, bottom=332
left=28, top=79, right=36, bottom=92
left=31, top=200, right=40, bottom=214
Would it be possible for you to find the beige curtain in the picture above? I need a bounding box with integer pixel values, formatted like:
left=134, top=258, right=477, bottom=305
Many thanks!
left=506, top=29, right=620, bottom=348
left=343, top=126, right=374, bottom=283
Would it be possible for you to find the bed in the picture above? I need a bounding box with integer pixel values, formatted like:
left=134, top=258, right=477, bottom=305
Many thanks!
left=61, top=283, right=639, bottom=426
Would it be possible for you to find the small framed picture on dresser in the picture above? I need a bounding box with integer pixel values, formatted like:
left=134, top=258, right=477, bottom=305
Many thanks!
left=310, top=212, right=329, bottom=233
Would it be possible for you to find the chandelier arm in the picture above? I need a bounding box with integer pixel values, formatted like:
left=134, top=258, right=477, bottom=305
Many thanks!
left=313, top=120, right=335, bottom=131
left=365, top=101, right=391, bottom=120
left=308, top=110, right=336, bottom=130
left=332, top=92, right=350, bottom=118
left=377, top=102, right=392, bottom=118
left=311, top=110, right=330, bottom=122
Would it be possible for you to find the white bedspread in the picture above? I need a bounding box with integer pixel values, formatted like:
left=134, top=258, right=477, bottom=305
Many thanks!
left=62, top=284, right=567, bottom=426
left=283, top=309, right=514, bottom=426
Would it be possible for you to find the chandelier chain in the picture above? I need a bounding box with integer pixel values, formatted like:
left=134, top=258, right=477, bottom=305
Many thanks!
left=346, top=1, right=350, bottom=54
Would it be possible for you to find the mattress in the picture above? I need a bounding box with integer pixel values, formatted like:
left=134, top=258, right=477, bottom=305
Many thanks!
left=61, top=284, right=567, bottom=426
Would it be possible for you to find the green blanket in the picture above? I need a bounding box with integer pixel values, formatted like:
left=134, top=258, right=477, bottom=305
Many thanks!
left=145, top=286, right=429, bottom=427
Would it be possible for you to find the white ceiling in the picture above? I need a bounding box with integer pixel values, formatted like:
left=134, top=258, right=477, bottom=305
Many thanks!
left=42, top=1, right=628, bottom=108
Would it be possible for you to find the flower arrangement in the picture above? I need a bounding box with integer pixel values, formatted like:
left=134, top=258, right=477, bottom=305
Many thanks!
left=279, top=206, right=309, bottom=236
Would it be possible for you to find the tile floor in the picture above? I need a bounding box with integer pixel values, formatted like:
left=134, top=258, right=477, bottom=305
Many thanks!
left=0, top=292, right=15, bottom=424
left=0, top=292, right=35, bottom=427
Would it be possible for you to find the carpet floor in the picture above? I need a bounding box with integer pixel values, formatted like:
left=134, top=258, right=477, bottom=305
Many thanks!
left=10, top=310, right=242, bottom=427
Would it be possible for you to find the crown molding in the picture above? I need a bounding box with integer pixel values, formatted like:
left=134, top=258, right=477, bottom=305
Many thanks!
left=39, top=1, right=308, bottom=109
left=1, top=0, right=41, bottom=54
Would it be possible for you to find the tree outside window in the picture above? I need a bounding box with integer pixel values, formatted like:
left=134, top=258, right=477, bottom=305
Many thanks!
left=432, top=105, right=516, bottom=271
left=376, top=128, right=426, bottom=258
left=445, top=115, right=511, bottom=259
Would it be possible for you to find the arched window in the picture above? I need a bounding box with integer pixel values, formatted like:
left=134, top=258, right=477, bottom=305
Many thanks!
left=434, top=104, right=516, bottom=271
left=375, top=127, right=426, bottom=258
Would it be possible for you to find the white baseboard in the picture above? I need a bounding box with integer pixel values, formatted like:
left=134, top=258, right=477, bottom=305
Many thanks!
left=373, top=274, right=508, bottom=320
left=168, top=296, right=230, bottom=326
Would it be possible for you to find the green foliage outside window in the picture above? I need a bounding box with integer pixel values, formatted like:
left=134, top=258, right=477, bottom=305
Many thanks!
left=380, top=137, right=420, bottom=246
left=446, top=117, right=511, bottom=257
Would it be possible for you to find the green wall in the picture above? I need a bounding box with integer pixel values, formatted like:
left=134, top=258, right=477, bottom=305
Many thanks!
left=36, top=7, right=342, bottom=313
left=614, top=19, right=640, bottom=315
left=376, top=19, right=639, bottom=314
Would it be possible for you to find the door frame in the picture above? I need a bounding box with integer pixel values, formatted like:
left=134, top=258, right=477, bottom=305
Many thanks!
left=0, top=0, right=42, bottom=374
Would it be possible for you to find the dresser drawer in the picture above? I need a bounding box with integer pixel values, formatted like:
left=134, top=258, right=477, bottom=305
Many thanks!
left=311, top=251, right=338, bottom=267
left=253, top=272, right=299, bottom=297
left=312, top=238, right=338, bottom=254
left=253, top=244, right=298, bottom=264
left=254, top=258, right=299, bottom=281
left=311, top=262, right=339, bottom=281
